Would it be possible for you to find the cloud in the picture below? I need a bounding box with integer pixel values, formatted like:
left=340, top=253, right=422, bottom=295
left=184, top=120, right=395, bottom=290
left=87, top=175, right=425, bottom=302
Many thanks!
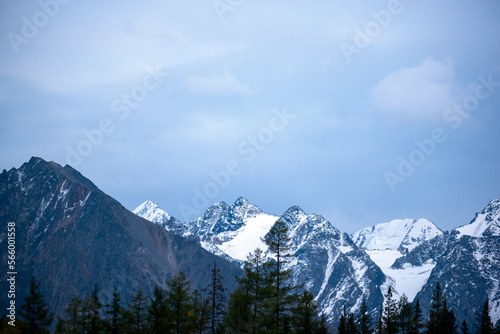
left=184, top=72, right=254, bottom=96
left=372, top=58, right=458, bottom=122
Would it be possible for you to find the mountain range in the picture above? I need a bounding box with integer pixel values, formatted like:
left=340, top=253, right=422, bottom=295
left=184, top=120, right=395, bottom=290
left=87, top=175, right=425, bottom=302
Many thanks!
left=0, top=157, right=499, bottom=328
left=135, top=197, right=500, bottom=326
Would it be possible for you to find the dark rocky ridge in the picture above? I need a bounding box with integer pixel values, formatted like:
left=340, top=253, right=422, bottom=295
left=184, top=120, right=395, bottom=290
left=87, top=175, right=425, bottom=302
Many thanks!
left=0, top=157, right=241, bottom=325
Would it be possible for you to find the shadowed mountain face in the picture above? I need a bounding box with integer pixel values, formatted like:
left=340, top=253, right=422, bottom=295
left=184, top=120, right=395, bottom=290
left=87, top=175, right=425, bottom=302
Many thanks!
left=0, top=157, right=241, bottom=323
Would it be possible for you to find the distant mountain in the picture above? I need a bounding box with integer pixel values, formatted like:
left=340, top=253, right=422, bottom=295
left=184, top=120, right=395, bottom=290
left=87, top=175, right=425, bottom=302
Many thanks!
left=352, top=218, right=443, bottom=253
left=351, top=218, right=442, bottom=301
left=133, top=200, right=185, bottom=235
left=393, top=199, right=500, bottom=326
left=136, top=197, right=387, bottom=324
left=0, top=157, right=241, bottom=326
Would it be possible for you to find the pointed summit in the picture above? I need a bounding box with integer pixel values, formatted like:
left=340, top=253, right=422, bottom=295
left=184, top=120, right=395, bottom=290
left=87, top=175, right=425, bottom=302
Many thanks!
left=133, top=200, right=171, bottom=222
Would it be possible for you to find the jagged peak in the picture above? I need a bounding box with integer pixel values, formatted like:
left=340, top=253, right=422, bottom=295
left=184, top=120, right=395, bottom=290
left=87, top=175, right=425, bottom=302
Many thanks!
left=234, top=196, right=250, bottom=206
left=133, top=200, right=171, bottom=223
left=283, top=205, right=306, bottom=216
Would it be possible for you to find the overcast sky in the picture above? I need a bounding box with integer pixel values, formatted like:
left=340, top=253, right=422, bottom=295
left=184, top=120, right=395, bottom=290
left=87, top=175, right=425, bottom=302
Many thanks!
left=1, top=0, right=499, bottom=233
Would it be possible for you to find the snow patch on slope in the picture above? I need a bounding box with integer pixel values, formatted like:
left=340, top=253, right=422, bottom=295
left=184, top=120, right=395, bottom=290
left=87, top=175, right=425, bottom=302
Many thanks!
left=353, top=218, right=442, bottom=252
left=456, top=200, right=500, bottom=238
left=218, top=213, right=279, bottom=261
left=367, top=250, right=435, bottom=301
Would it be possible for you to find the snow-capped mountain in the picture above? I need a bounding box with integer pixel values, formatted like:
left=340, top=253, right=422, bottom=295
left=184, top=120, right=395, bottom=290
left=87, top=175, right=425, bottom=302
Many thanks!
left=352, top=219, right=443, bottom=300
left=183, top=197, right=279, bottom=265
left=133, top=200, right=185, bottom=235
left=135, top=197, right=386, bottom=324
left=352, top=218, right=442, bottom=252
left=135, top=196, right=500, bottom=327
left=393, top=199, right=500, bottom=325
left=277, top=206, right=385, bottom=323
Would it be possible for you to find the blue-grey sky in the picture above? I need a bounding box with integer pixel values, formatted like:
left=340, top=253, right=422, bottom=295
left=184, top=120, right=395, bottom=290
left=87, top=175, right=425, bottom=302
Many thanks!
left=1, top=0, right=499, bottom=233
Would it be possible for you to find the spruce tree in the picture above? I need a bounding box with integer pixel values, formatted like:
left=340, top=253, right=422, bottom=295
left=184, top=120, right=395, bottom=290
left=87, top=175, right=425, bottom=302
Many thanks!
left=376, top=305, right=383, bottom=334
left=476, top=300, right=493, bottom=334
left=19, top=276, right=53, bottom=334
left=409, top=299, right=424, bottom=334
left=147, top=286, right=168, bottom=334
left=209, top=261, right=226, bottom=333
left=262, top=220, right=297, bottom=333
left=124, top=289, right=148, bottom=334
left=460, top=320, right=469, bottom=334
left=357, top=298, right=373, bottom=334
left=338, top=308, right=347, bottom=334
left=166, top=272, right=194, bottom=334
left=87, top=284, right=103, bottom=334
left=290, top=290, right=320, bottom=334
left=104, top=287, right=123, bottom=334
left=225, top=286, right=253, bottom=333
left=347, top=312, right=358, bottom=334
left=192, top=289, right=211, bottom=334
left=398, top=294, right=413, bottom=334
left=382, top=286, right=398, bottom=334
left=427, top=282, right=444, bottom=334
left=242, top=248, right=269, bottom=333
left=57, top=296, right=82, bottom=334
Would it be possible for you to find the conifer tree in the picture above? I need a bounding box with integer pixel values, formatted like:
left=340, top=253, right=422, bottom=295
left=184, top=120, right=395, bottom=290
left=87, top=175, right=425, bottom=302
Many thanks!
left=87, top=284, right=103, bottom=334
left=338, top=308, right=347, bottom=334
left=398, top=294, right=413, bottom=334
left=409, top=299, right=424, bottom=334
left=19, top=276, right=53, bottom=334
left=147, top=286, right=168, bottom=334
left=476, top=300, right=493, bottom=334
left=166, top=272, right=194, bottom=334
left=290, top=290, right=320, bottom=333
left=241, top=248, right=269, bottom=332
left=357, top=298, right=373, bottom=334
left=427, top=282, right=457, bottom=334
left=460, top=320, right=469, bottom=334
left=124, top=289, right=148, bottom=334
left=347, top=312, right=357, bottom=334
left=225, top=286, right=253, bottom=334
left=317, top=314, right=329, bottom=334
left=262, top=220, right=297, bottom=333
left=427, top=282, right=444, bottom=334
left=194, top=289, right=212, bottom=334
left=382, top=286, right=398, bottom=334
left=57, top=296, right=82, bottom=334
left=104, top=287, right=123, bottom=334
left=209, top=261, right=226, bottom=333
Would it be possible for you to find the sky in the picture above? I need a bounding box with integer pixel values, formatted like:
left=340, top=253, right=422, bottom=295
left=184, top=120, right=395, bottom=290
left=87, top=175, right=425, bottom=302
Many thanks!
left=1, top=0, right=499, bottom=234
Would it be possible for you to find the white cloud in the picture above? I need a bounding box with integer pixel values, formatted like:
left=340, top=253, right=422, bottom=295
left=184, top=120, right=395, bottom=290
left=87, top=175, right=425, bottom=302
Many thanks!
left=184, top=72, right=254, bottom=96
left=372, top=58, right=458, bottom=122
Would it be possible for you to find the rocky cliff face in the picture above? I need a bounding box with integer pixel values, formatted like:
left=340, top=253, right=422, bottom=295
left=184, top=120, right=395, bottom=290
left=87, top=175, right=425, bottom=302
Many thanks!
left=0, top=157, right=241, bottom=323
left=393, top=199, right=500, bottom=325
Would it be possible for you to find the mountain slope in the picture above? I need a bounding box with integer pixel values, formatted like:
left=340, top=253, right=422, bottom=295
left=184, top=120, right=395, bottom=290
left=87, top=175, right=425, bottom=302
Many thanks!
left=394, top=199, right=500, bottom=325
left=352, top=218, right=442, bottom=300
left=352, top=218, right=442, bottom=253
left=0, top=157, right=241, bottom=323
